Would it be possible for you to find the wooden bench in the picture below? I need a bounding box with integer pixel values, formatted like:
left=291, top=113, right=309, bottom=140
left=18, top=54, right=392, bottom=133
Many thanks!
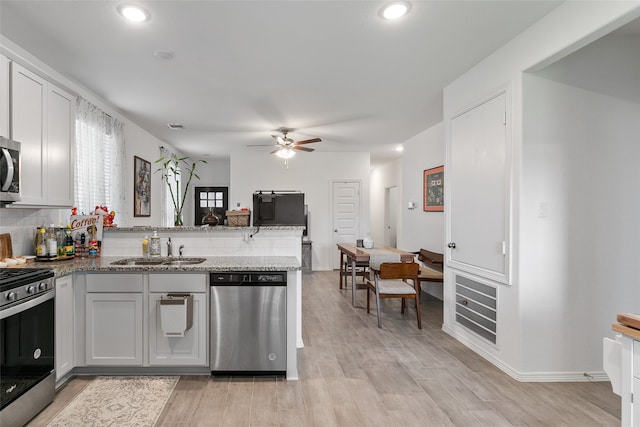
left=414, top=249, right=444, bottom=291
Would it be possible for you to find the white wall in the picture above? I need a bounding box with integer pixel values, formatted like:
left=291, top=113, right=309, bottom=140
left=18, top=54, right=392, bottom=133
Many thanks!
left=521, top=75, right=640, bottom=373
left=400, top=123, right=445, bottom=253
left=443, top=1, right=640, bottom=379
left=230, top=151, right=370, bottom=270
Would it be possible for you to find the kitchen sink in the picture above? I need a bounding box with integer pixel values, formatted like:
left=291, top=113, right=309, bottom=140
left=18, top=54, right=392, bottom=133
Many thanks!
left=111, top=257, right=206, bottom=266
left=111, top=258, right=165, bottom=266
left=162, top=258, right=207, bottom=266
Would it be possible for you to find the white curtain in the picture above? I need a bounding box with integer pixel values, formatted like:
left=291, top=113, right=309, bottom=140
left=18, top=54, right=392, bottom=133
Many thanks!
left=75, top=97, right=125, bottom=219
left=159, top=146, right=178, bottom=226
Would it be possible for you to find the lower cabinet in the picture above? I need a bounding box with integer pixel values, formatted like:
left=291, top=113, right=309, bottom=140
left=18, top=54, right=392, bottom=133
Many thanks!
left=85, top=274, right=143, bottom=366
left=148, top=273, right=208, bottom=366
left=55, top=275, right=74, bottom=380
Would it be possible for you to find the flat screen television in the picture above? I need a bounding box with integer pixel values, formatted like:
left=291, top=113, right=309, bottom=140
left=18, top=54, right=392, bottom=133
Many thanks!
left=253, top=192, right=305, bottom=226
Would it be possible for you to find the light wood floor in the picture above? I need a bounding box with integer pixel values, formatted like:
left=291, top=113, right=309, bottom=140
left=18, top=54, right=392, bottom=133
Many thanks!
left=28, top=270, right=620, bottom=426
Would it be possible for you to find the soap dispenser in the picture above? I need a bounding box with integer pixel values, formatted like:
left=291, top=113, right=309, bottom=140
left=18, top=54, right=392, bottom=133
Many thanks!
left=150, top=231, right=161, bottom=257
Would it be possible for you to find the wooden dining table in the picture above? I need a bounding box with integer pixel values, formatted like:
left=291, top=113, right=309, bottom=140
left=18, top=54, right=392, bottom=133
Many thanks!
left=337, top=242, right=415, bottom=306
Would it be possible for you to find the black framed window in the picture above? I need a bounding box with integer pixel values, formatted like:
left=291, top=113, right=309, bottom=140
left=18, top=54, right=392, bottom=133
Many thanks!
left=195, top=186, right=228, bottom=225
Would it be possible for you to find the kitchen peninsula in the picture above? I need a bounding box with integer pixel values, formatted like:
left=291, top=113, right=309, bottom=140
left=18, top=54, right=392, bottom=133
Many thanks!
left=48, top=225, right=304, bottom=385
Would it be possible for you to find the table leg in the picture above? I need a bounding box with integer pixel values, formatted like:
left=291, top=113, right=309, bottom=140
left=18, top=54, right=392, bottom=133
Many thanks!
left=352, top=258, right=357, bottom=306
left=339, top=251, right=345, bottom=289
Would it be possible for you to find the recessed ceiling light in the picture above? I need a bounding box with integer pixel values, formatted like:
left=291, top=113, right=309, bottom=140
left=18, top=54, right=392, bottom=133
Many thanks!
left=379, top=1, right=411, bottom=20
left=117, top=4, right=150, bottom=23
left=153, top=49, right=175, bottom=60
left=396, top=146, right=404, bottom=152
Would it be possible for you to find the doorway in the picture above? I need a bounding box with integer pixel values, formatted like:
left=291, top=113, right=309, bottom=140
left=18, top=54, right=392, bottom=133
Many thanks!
left=331, top=181, right=361, bottom=270
left=384, top=186, right=398, bottom=248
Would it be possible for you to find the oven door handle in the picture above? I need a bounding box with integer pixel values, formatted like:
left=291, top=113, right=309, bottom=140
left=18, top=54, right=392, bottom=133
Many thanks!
left=0, top=290, right=55, bottom=320
left=1, top=147, right=14, bottom=191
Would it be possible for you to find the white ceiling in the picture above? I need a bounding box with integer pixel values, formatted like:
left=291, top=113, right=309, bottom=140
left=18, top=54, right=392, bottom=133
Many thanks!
left=0, top=0, right=564, bottom=165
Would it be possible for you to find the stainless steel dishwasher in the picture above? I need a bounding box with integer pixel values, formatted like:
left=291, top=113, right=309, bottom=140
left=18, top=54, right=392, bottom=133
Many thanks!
left=210, top=272, right=286, bottom=375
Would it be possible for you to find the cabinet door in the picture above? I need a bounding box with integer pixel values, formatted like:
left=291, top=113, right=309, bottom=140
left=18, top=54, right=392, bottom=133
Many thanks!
left=85, top=293, right=143, bottom=365
left=634, top=376, right=640, bottom=426
left=148, top=293, right=207, bottom=366
left=46, top=85, right=74, bottom=206
left=448, top=92, right=509, bottom=283
left=55, top=275, right=74, bottom=380
left=11, top=62, right=46, bottom=205
left=0, top=54, right=8, bottom=138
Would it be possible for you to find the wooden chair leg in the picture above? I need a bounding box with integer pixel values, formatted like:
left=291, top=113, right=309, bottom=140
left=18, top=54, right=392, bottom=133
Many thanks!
left=374, top=278, right=383, bottom=328
left=401, top=298, right=405, bottom=314
left=415, top=295, right=422, bottom=329
left=366, top=287, right=370, bottom=313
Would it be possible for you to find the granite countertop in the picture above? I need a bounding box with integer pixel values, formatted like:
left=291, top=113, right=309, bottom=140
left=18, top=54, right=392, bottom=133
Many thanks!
left=28, top=256, right=301, bottom=277
left=105, top=225, right=305, bottom=232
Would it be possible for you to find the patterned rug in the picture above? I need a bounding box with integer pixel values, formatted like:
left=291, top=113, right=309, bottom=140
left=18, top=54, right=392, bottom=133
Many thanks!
left=47, top=376, right=179, bottom=427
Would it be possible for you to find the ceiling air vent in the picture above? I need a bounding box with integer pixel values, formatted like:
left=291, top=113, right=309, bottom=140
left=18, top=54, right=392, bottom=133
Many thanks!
left=167, top=123, right=184, bottom=130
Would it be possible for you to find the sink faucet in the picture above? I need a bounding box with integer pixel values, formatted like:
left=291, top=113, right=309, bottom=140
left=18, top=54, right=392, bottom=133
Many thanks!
left=167, top=237, right=173, bottom=257
left=179, top=245, right=184, bottom=257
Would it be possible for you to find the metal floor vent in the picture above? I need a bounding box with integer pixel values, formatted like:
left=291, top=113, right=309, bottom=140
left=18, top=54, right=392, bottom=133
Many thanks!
left=455, top=274, right=497, bottom=344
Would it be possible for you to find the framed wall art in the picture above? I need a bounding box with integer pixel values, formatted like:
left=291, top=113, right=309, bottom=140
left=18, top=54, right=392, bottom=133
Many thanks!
left=134, top=156, right=151, bottom=217
left=424, top=165, right=444, bottom=212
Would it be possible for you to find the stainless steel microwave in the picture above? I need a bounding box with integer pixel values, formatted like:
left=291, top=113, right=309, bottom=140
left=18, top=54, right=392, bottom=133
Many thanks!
left=0, top=136, right=20, bottom=204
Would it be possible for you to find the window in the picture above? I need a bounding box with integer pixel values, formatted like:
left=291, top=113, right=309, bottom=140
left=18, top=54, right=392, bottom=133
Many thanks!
left=194, top=187, right=228, bottom=225
left=74, top=97, right=125, bottom=217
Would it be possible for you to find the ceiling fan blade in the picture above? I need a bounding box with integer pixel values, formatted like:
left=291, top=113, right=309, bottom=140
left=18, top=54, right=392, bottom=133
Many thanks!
left=269, top=148, right=282, bottom=154
left=294, top=138, right=321, bottom=145
left=294, top=146, right=315, bottom=152
left=247, top=144, right=278, bottom=147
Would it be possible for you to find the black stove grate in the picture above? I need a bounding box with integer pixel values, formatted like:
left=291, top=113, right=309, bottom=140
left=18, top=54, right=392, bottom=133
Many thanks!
left=0, top=268, right=54, bottom=291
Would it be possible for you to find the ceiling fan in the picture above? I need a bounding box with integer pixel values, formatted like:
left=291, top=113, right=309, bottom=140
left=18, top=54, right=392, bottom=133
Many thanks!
left=248, top=129, right=321, bottom=159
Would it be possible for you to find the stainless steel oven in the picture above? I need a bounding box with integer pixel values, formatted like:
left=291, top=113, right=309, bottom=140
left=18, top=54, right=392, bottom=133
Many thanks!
left=0, top=268, right=55, bottom=427
left=0, top=136, right=21, bottom=204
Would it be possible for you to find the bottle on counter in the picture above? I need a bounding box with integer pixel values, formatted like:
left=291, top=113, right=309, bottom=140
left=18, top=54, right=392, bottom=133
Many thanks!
left=46, top=224, right=58, bottom=258
left=150, top=231, right=161, bottom=257
left=142, top=235, right=150, bottom=258
left=35, top=226, right=47, bottom=258
left=64, top=225, right=75, bottom=257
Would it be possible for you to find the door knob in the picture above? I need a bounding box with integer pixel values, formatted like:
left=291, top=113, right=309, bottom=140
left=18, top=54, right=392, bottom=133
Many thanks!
left=447, top=242, right=456, bottom=249
left=334, top=229, right=338, bottom=232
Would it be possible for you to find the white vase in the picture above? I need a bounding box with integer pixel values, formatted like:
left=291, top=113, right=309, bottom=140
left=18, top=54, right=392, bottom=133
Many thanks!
left=363, top=234, right=374, bottom=249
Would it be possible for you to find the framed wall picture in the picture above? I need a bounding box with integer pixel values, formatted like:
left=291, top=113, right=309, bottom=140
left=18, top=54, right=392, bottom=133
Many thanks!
left=134, top=156, right=151, bottom=217
left=424, top=165, right=444, bottom=212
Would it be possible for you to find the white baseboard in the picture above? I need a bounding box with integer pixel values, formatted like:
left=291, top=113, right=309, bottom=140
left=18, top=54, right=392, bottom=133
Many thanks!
left=442, top=323, right=610, bottom=383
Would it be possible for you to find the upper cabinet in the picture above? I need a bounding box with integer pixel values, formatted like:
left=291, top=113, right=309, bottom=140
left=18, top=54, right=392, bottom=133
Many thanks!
left=0, top=55, right=8, bottom=138
left=11, top=62, right=74, bottom=207
left=447, top=91, right=510, bottom=284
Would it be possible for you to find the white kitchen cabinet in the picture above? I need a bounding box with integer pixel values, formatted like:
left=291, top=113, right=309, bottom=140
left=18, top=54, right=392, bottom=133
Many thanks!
left=85, top=274, right=143, bottom=366
left=448, top=91, right=509, bottom=284
left=10, top=62, right=74, bottom=206
left=55, top=275, right=74, bottom=381
left=0, top=54, right=9, bottom=138
left=148, top=273, right=208, bottom=366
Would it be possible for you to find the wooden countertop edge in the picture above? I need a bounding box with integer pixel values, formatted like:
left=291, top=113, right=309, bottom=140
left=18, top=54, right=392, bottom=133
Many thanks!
left=612, top=323, right=640, bottom=340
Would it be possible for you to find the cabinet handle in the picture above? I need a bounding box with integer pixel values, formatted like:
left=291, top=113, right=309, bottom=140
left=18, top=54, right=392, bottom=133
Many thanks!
left=462, top=300, right=468, bottom=306
left=447, top=242, right=456, bottom=249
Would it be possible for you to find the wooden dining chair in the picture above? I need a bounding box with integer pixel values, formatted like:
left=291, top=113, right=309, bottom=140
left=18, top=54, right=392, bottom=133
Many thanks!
left=366, top=262, right=421, bottom=329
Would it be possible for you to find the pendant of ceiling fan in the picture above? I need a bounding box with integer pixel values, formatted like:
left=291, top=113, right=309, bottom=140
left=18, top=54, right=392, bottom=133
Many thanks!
left=247, top=128, right=322, bottom=155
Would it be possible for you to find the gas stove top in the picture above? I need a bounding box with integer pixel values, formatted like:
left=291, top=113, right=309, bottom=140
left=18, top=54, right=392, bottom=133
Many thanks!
left=0, top=268, right=55, bottom=307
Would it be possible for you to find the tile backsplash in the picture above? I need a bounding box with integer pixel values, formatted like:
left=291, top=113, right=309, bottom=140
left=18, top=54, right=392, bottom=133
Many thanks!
left=0, top=207, right=70, bottom=256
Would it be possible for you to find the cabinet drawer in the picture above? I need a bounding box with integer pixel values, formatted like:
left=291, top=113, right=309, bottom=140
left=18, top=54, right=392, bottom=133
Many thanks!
left=86, top=273, right=143, bottom=293
left=634, top=340, right=640, bottom=378
left=149, top=273, right=207, bottom=293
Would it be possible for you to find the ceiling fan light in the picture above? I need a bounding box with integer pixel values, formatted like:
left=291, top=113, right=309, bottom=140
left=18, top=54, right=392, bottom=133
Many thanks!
left=379, top=1, right=411, bottom=20
left=276, top=148, right=296, bottom=159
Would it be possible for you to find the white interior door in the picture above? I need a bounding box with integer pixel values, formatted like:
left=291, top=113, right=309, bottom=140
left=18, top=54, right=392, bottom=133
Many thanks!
left=332, top=181, right=361, bottom=269
left=385, top=186, right=398, bottom=248
left=449, top=92, right=508, bottom=280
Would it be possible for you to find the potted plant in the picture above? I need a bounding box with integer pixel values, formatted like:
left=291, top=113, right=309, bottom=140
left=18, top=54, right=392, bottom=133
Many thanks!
left=155, top=154, right=206, bottom=226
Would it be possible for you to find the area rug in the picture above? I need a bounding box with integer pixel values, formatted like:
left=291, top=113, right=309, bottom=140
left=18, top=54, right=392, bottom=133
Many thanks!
left=47, top=376, right=179, bottom=427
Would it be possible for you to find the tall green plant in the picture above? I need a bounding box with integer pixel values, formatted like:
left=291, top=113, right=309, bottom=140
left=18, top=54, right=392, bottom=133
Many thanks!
left=155, top=154, right=206, bottom=224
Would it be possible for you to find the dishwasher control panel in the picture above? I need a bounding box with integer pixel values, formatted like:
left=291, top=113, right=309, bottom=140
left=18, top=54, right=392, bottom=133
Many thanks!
left=210, top=272, right=286, bottom=285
